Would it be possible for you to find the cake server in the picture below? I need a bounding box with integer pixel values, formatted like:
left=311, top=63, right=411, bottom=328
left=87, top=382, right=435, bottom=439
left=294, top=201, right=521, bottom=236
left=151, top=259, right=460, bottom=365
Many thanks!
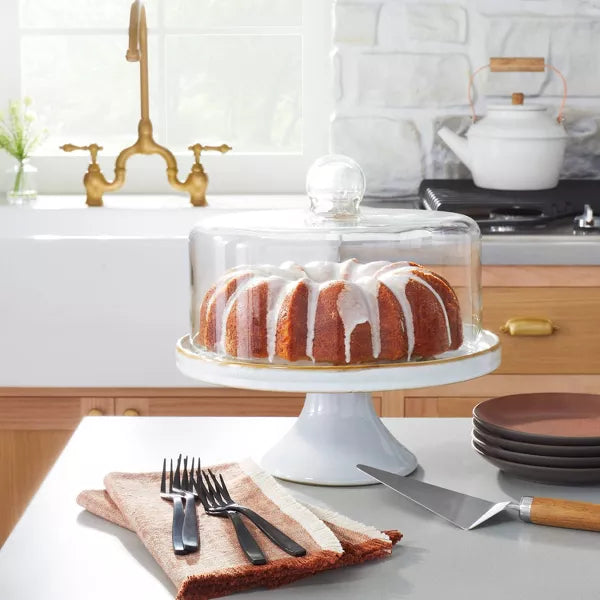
left=356, top=464, right=600, bottom=532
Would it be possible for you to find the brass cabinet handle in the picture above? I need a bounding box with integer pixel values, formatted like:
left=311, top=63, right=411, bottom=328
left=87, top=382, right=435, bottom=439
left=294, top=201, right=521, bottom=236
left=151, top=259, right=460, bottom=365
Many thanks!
left=500, top=317, right=558, bottom=337
left=87, top=408, right=104, bottom=416
left=123, top=408, right=140, bottom=416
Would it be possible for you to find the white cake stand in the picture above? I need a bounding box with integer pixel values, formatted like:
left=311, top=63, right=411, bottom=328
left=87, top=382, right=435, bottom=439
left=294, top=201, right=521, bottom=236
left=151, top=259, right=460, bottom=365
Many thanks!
left=176, top=332, right=501, bottom=486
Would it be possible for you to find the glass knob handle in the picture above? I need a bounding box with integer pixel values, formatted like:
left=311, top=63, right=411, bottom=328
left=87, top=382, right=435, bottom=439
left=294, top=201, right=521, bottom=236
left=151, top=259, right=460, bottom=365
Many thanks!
left=87, top=408, right=104, bottom=416
left=123, top=408, right=140, bottom=416
left=306, top=154, right=366, bottom=222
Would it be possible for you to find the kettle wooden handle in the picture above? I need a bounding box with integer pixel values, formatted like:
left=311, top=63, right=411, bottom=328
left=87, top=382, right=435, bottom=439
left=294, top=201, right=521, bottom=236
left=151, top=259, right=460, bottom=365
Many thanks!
left=490, top=57, right=545, bottom=72
left=521, top=497, right=600, bottom=532
left=468, top=59, right=567, bottom=123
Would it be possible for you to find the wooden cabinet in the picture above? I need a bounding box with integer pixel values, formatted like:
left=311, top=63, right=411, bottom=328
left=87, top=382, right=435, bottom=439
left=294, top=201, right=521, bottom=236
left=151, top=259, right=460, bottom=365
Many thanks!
left=482, top=287, right=600, bottom=374
left=0, top=395, right=113, bottom=546
left=401, top=265, right=600, bottom=418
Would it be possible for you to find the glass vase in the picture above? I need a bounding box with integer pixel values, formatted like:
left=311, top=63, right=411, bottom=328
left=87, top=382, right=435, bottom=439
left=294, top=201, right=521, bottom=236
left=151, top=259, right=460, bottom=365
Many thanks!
left=6, top=158, right=37, bottom=205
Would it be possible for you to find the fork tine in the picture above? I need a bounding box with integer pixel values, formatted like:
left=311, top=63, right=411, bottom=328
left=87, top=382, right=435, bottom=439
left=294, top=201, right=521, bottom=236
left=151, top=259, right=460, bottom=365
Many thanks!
left=188, top=458, right=195, bottom=491
left=203, top=470, right=224, bottom=506
left=217, top=473, right=234, bottom=503
left=174, top=454, right=182, bottom=489
left=207, top=469, right=230, bottom=504
left=194, top=468, right=210, bottom=511
left=160, top=458, right=167, bottom=494
left=182, top=456, right=189, bottom=490
left=169, top=458, right=174, bottom=493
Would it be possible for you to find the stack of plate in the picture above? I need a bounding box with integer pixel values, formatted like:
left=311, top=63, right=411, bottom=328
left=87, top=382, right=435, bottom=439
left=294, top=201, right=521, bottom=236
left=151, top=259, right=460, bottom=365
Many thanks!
left=472, top=393, right=600, bottom=484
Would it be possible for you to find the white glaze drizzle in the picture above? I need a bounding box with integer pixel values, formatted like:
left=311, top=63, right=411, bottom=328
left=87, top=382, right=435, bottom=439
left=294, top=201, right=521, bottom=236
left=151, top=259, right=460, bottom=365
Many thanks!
left=377, top=269, right=415, bottom=360
left=351, top=276, right=381, bottom=360
left=216, top=278, right=246, bottom=354
left=305, top=279, right=321, bottom=362
left=211, top=259, right=452, bottom=363
left=336, top=284, right=370, bottom=363
left=266, top=277, right=295, bottom=361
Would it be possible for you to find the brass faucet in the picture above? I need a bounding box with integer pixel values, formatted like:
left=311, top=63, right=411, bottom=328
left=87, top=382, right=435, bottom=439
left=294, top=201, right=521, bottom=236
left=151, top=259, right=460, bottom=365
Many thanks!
left=61, top=0, right=231, bottom=207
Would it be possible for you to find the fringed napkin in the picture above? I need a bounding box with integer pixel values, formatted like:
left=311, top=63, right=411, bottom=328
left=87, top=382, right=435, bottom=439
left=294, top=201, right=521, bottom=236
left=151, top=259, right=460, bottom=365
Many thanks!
left=77, top=459, right=401, bottom=600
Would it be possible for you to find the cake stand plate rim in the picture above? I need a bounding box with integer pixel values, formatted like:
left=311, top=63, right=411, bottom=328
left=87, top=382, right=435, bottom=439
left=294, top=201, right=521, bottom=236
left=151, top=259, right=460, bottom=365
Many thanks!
left=175, top=331, right=501, bottom=392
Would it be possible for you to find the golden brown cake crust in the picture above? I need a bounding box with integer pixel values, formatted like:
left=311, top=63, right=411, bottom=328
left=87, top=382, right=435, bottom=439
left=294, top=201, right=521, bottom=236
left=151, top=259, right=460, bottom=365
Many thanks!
left=196, top=260, right=463, bottom=365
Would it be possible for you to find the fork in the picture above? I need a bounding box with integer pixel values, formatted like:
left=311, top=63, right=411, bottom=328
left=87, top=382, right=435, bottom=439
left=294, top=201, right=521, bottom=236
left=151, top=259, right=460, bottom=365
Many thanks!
left=172, top=455, right=200, bottom=554
left=201, top=469, right=306, bottom=557
left=160, top=458, right=186, bottom=555
left=195, top=466, right=267, bottom=565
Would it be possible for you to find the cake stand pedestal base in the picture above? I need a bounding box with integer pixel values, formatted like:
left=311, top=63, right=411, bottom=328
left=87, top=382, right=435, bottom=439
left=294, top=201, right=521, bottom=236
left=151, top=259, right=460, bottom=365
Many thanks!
left=260, top=392, right=417, bottom=486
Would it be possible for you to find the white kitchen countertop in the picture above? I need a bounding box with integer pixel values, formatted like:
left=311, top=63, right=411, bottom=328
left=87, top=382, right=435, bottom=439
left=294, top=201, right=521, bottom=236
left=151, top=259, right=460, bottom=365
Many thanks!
left=1, top=194, right=599, bottom=388
left=1, top=417, right=598, bottom=600
left=2, top=194, right=599, bottom=262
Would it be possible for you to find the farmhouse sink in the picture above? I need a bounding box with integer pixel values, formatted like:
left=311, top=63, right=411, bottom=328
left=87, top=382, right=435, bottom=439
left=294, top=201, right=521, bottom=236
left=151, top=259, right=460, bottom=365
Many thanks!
left=0, top=195, right=305, bottom=387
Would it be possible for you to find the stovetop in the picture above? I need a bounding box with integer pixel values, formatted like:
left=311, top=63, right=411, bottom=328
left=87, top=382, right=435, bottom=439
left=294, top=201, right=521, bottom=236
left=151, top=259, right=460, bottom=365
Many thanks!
left=417, top=179, right=600, bottom=235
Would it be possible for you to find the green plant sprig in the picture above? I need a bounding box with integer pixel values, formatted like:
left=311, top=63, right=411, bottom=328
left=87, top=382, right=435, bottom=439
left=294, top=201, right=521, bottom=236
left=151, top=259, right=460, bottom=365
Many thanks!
left=0, top=97, right=47, bottom=162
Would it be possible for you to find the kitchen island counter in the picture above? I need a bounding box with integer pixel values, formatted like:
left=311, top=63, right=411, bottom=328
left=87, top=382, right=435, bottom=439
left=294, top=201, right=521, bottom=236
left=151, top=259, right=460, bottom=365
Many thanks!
left=0, top=416, right=597, bottom=600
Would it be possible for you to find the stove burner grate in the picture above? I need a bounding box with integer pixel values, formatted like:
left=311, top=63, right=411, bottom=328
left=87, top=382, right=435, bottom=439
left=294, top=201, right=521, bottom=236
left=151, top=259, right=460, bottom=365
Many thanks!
left=488, top=207, right=544, bottom=221
left=418, top=179, right=600, bottom=233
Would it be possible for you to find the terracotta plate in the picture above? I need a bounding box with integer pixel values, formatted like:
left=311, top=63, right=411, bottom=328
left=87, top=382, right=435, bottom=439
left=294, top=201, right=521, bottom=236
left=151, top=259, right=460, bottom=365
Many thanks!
left=473, top=393, right=600, bottom=445
left=472, top=421, right=600, bottom=457
left=472, top=444, right=600, bottom=485
left=472, top=432, right=600, bottom=468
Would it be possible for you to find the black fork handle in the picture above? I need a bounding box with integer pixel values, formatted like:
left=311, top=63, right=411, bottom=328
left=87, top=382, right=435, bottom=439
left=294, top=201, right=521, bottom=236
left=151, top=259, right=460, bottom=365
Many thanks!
left=172, top=495, right=186, bottom=555
left=227, top=511, right=267, bottom=565
left=232, top=506, right=307, bottom=556
left=182, top=493, right=199, bottom=553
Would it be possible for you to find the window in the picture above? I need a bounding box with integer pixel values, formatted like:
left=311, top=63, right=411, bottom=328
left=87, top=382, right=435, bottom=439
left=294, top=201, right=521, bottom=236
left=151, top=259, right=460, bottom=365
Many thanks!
left=0, top=0, right=332, bottom=195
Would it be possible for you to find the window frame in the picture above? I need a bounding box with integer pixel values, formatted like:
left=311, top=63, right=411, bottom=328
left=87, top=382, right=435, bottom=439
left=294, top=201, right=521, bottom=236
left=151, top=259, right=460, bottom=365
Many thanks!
left=0, top=0, right=332, bottom=195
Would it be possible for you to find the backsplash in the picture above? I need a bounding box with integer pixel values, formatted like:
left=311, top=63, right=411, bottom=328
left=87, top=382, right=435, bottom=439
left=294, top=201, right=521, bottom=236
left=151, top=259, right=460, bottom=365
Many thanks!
left=331, top=0, right=600, bottom=197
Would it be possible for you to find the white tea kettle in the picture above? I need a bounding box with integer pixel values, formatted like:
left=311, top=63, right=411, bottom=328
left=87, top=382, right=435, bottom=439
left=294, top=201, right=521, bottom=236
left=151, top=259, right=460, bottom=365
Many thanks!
left=438, top=92, right=567, bottom=191
left=438, top=57, right=569, bottom=191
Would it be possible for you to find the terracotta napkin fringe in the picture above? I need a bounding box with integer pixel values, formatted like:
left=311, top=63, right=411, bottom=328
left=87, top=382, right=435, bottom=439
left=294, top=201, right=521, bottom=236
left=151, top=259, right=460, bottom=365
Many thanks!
left=77, top=459, right=401, bottom=600
left=177, top=549, right=342, bottom=600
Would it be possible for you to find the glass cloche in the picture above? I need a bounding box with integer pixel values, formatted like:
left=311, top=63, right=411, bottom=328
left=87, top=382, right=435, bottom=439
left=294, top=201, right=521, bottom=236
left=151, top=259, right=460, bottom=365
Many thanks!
left=188, top=155, right=482, bottom=369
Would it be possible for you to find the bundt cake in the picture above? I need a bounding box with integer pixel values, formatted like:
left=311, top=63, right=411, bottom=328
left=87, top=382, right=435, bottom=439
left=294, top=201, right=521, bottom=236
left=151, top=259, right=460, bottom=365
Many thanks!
left=195, top=259, right=463, bottom=365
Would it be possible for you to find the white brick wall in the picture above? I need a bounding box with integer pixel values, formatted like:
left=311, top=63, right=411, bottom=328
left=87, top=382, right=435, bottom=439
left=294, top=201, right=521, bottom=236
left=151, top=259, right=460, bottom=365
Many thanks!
left=332, top=0, right=600, bottom=197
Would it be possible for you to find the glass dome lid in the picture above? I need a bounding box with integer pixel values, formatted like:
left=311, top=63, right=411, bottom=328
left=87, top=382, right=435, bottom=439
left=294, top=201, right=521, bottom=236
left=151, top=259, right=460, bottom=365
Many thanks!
left=188, top=155, right=482, bottom=368
left=197, top=154, right=478, bottom=235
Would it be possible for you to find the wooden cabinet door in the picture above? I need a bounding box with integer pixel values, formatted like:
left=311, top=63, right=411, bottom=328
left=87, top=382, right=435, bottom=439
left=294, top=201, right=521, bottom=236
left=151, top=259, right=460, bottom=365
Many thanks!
left=0, top=396, right=114, bottom=548
left=483, top=287, right=600, bottom=374
left=404, top=396, right=490, bottom=418
left=115, top=393, right=306, bottom=417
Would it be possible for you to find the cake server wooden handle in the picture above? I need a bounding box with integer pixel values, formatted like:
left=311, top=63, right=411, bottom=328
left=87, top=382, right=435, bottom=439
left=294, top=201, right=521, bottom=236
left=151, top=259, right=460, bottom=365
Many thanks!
left=519, top=496, right=600, bottom=532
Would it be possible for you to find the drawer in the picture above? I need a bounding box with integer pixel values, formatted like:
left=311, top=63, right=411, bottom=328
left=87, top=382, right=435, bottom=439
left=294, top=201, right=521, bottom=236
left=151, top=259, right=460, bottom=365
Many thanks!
left=115, top=394, right=306, bottom=417
left=404, top=396, right=490, bottom=418
left=0, top=396, right=114, bottom=430
left=115, top=392, right=384, bottom=417
left=483, top=287, right=600, bottom=374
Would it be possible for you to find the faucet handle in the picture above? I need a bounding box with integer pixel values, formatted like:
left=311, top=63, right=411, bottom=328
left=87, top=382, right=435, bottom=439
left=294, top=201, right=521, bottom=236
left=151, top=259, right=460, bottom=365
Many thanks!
left=188, top=143, right=232, bottom=164
left=60, top=143, right=104, bottom=164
